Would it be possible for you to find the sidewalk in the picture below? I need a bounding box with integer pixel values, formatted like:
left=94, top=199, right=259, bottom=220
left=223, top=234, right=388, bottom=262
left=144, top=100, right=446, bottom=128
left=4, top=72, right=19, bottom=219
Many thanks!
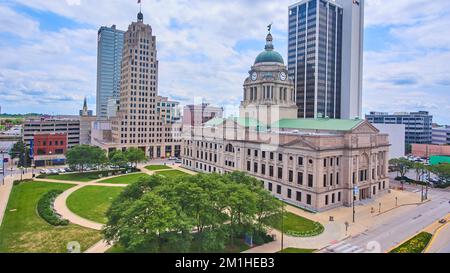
left=0, top=172, right=33, bottom=226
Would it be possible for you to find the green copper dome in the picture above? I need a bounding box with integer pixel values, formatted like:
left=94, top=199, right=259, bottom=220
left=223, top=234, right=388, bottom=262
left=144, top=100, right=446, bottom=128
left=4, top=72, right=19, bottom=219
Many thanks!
left=254, top=32, right=284, bottom=65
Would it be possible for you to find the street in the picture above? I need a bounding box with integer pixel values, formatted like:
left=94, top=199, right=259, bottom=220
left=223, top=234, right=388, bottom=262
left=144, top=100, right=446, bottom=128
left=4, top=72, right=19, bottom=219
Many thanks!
left=426, top=220, right=450, bottom=253
left=325, top=187, right=450, bottom=253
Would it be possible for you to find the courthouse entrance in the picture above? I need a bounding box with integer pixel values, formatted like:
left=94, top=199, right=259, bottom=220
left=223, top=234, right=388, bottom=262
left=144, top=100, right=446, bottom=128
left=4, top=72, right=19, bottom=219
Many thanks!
left=359, top=188, right=370, bottom=200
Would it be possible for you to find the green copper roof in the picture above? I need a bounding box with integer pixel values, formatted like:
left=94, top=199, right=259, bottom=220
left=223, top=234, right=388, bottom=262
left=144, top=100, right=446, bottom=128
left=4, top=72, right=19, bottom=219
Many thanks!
left=255, top=51, right=284, bottom=65
left=271, top=118, right=364, bottom=131
left=254, top=32, right=284, bottom=65
left=204, top=117, right=266, bottom=128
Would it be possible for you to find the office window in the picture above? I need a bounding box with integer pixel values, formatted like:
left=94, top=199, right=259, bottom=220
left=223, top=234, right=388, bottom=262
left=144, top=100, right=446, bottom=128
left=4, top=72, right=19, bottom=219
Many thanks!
left=323, top=159, right=327, bottom=167
left=296, top=191, right=302, bottom=202
left=325, top=195, right=329, bottom=206
left=247, top=161, right=251, bottom=171
left=254, top=163, right=258, bottom=173
left=332, top=194, right=335, bottom=204
left=336, top=173, right=340, bottom=185
left=278, top=154, right=283, bottom=161
left=262, top=151, right=266, bottom=159
left=298, top=157, right=304, bottom=165
left=247, top=149, right=251, bottom=156
left=270, top=152, right=274, bottom=160
left=338, top=192, right=341, bottom=202
left=287, top=189, right=292, bottom=199
left=277, top=185, right=282, bottom=194
left=323, top=174, right=327, bottom=187
left=254, top=150, right=258, bottom=157
left=268, top=183, right=273, bottom=192
left=289, top=170, right=294, bottom=182
left=330, top=173, right=334, bottom=186
left=269, top=166, right=274, bottom=177
left=261, top=164, right=266, bottom=175
left=278, top=168, right=283, bottom=180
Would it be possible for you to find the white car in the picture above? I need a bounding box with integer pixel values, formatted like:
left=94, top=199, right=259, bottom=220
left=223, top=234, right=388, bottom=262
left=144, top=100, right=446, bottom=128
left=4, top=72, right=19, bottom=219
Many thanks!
left=50, top=169, right=59, bottom=174
left=58, top=168, right=66, bottom=173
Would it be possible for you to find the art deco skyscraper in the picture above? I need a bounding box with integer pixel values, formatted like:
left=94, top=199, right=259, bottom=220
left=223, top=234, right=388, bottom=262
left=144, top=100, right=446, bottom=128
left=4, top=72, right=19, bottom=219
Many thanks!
left=111, top=11, right=178, bottom=158
left=288, top=0, right=364, bottom=119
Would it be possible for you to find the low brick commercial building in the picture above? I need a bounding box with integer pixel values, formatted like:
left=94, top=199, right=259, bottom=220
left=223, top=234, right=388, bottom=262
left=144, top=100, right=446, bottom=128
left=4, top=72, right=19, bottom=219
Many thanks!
left=32, top=133, right=68, bottom=167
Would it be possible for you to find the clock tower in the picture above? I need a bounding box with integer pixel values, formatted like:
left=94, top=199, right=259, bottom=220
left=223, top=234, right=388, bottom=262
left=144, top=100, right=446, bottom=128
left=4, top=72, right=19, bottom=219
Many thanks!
left=240, top=29, right=298, bottom=127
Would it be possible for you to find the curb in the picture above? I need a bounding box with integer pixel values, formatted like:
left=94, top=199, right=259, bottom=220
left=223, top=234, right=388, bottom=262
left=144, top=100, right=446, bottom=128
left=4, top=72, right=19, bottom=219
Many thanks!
left=377, top=199, right=431, bottom=216
left=423, top=214, right=450, bottom=253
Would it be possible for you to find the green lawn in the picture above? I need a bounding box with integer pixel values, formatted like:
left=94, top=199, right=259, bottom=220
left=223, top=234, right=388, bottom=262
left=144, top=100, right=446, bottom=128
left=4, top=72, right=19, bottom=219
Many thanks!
left=0, top=182, right=102, bottom=253
left=98, top=173, right=150, bottom=184
left=45, top=170, right=122, bottom=182
left=155, top=170, right=191, bottom=179
left=389, top=232, right=433, bottom=253
left=145, top=165, right=173, bottom=171
left=265, top=212, right=324, bottom=237
left=278, top=248, right=316, bottom=253
left=66, top=186, right=125, bottom=224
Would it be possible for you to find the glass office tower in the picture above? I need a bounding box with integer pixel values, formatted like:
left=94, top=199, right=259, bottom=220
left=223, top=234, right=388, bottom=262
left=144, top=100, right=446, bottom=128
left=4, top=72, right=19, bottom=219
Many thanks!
left=288, top=0, right=343, bottom=119
left=96, top=25, right=125, bottom=120
left=289, top=0, right=364, bottom=119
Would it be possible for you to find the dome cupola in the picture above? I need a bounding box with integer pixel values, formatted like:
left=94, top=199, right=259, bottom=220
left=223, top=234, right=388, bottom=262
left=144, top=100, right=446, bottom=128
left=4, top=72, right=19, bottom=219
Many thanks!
left=254, top=26, right=284, bottom=65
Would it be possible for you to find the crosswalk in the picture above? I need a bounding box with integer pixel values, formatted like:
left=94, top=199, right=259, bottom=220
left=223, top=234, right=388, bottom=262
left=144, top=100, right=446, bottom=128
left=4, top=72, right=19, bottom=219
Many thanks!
left=325, top=241, right=368, bottom=253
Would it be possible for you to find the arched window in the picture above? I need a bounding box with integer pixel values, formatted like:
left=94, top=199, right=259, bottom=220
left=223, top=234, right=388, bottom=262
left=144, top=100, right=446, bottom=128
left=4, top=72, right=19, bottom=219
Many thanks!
left=225, top=144, right=235, bottom=153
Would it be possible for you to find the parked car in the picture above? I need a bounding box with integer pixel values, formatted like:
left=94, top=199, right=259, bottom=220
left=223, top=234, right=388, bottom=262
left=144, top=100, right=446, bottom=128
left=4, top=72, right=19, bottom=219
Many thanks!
left=50, top=169, right=59, bottom=174
left=65, top=167, right=73, bottom=172
left=175, top=160, right=182, bottom=164
left=58, top=168, right=66, bottom=173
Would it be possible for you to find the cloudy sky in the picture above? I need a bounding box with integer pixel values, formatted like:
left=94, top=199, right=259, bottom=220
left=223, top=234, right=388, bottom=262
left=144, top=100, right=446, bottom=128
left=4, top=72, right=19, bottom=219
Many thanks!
left=0, top=0, right=449, bottom=124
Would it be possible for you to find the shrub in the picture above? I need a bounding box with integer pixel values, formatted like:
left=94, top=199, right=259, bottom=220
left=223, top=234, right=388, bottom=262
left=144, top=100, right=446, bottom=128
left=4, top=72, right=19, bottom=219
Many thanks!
left=37, top=190, right=69, bottom=226
left=390, top=232, right=432, bottom=253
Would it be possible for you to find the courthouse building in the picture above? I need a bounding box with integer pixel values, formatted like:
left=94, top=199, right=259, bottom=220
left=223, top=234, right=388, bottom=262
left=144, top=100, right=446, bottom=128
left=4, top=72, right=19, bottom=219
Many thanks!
left=182, top=32, right=390, bottom=212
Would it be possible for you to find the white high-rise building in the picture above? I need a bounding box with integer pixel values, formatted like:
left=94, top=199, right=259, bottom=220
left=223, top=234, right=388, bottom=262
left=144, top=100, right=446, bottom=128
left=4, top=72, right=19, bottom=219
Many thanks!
left=337, top=0, right=364, bottom=120
left=288, top=0, right=364, bottom=119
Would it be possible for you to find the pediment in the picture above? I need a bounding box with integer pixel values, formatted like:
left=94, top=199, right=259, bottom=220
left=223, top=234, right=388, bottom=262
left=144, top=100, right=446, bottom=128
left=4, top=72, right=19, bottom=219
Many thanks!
left=351, top=121, right=380, bottom=134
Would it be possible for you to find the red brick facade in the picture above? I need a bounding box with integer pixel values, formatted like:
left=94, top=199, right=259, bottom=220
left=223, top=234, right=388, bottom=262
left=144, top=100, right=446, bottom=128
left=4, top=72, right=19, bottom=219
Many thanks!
left=33, top=133, right=68, bottom=156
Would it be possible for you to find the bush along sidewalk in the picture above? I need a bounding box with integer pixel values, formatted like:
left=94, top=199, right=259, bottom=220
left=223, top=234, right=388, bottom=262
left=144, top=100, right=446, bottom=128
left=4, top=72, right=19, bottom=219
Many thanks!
left=285, top=222, right=325, bottom=238
left=37, top=190, right=69, bottom=226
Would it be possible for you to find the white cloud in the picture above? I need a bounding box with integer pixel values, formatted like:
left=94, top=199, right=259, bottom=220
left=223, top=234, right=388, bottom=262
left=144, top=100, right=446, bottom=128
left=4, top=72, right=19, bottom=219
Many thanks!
left=0, top=0, right=449, bottom=124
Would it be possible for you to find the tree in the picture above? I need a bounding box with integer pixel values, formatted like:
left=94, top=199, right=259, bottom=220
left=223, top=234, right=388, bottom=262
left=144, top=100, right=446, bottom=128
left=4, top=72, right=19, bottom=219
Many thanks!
left=9, top=140, right=31, bottom=167
left=412, top=162, right=426, bottom=182
left=103, top=172, right=280, bottom=253
left=389, top=158, right=412, bottom=178
left=66, top=145, right=107, bottom=171
left=124, top=148, right=147, bottom=168
left=109, top=150, right=128, bottom=168
left=428, top=164, right=450, bottom=181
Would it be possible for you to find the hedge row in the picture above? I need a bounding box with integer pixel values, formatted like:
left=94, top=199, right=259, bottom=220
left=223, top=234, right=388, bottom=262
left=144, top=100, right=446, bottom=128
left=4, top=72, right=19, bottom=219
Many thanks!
left=285, top=222, right=325, bottom=238
left=37, top=190, right=69, bottom=226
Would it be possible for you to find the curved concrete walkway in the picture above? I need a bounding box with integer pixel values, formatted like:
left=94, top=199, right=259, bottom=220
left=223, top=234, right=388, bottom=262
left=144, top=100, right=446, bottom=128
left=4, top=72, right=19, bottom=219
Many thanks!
left=49, top=165, right=192, bottom=253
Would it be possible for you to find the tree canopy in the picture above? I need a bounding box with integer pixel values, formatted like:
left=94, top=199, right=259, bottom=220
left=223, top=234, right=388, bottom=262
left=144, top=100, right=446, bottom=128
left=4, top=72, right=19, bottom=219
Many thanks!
left=66, top=145, right=107, bottom=171
left=9, top=140, right=31, bottom=167
left=103, top=172, right=281, bottom=253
